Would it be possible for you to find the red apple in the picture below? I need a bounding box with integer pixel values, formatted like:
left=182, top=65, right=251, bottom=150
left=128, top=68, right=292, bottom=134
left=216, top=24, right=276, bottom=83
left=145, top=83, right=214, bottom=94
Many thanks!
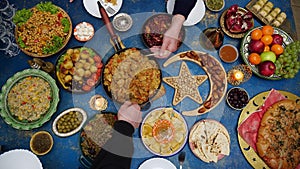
left=258, top=61, right=276, bottom=76
left=249, top=40, right=264, bottom=54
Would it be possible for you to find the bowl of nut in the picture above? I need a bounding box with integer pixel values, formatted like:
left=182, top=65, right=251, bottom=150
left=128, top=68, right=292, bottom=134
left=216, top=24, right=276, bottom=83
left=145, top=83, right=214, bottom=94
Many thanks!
left=52, top=107, right=87, bottom=137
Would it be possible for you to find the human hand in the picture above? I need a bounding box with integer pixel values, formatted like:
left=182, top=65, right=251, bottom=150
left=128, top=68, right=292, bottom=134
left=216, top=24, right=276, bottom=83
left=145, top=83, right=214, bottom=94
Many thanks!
left=151, top=14, right=185, bottom=59
left=118, top=101, right=142, bottom=128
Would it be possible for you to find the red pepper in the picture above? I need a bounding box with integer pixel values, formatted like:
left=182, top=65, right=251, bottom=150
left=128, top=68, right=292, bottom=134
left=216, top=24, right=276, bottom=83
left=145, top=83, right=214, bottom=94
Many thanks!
left=57, top=12, right=63, bottom=20
left=21, top=101, right=27, bottom=105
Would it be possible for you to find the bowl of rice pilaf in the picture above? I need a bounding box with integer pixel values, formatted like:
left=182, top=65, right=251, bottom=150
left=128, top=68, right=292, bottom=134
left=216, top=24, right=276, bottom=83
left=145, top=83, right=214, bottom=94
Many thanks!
left=0, top=69, right=59, bottom=130
left=13, top=1, right=72, bottom=57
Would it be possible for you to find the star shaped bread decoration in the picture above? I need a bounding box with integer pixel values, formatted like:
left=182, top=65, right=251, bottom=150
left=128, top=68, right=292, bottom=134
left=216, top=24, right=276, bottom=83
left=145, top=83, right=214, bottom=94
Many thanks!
left=163, top=62, right=208, bottom=106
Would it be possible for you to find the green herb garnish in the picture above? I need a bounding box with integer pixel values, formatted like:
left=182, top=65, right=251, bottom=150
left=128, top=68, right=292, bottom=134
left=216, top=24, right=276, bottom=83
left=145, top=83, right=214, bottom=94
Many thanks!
left=36, top=1, right=58, bottom=14
left=42, top=36, right=64, bottom=54
left=13, top=8, right=33, bottom=26
left=61, top=18, right=70, bottom=33
left=17, top=37, right=27, bottom=48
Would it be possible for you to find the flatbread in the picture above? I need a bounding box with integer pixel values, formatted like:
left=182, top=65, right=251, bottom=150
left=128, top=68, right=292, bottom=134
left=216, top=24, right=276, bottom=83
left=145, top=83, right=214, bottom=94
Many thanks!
left=189, top=119, right=230, bottom=163
left=256, top=99, right=300, bottom=169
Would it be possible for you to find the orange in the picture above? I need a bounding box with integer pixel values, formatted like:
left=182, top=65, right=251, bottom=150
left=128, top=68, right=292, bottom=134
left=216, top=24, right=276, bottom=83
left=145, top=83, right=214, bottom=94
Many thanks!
left=261, top=25, right=274, bottom=35
left=251, top=29, right=263, bottom=40
left=248, top=53, right=261, bottom=65
left=271, top=44, right=284, bottom=55
left=264, top=45, right=270, bottom=52
left=261, top=35, right=273, bottom=46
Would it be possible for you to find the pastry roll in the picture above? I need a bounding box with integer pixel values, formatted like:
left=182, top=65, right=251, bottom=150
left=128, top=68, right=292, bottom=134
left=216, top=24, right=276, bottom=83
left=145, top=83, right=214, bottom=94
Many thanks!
left=270, top=7, right=281, bottom=17
left=264, top=1, right=274, bottom=9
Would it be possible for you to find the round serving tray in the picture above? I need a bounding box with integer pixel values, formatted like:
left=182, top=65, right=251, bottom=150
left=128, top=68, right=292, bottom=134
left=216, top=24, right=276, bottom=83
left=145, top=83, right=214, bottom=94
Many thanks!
left=237, top=90, right=300, bottom=169
left=14, top=4, right=72, bottom=57
left=55, top=46, right=103, bottom=93
left=220, top=7, right=254, bottom=39
left=240, top=26, right=294, bottom=80
left=0, top=69, right=59, bottom=130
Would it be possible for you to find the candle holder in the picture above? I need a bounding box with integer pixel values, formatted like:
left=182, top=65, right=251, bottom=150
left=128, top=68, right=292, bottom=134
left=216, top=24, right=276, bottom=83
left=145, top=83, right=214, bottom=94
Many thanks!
left=227, top=64, right=252, bottom=86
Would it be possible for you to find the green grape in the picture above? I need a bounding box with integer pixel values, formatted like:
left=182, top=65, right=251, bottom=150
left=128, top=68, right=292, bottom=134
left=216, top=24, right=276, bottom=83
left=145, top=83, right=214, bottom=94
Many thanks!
left=283, top=74, right=289, bottom=78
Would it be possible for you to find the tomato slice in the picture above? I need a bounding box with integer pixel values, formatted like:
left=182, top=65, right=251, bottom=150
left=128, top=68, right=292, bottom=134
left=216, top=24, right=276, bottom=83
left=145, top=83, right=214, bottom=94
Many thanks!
left=87, top=78, right=96, bottom=87
left=82, top=85, right=92, bottom=91
left=93, top=55, right=102, bottom=63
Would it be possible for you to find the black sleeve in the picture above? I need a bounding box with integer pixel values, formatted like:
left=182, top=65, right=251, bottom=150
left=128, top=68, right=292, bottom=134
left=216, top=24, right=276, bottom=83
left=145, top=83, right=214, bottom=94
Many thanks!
left=172, top=0, right=197, bottom=19
left=91, top=120, right=135, bottom=169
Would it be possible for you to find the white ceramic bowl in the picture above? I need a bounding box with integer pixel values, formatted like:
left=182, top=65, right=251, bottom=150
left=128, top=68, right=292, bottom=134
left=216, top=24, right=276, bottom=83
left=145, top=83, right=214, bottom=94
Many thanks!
left=0, top=149, right=43, bottom=169
left=219, top=44, right=239, bottom=63
left=226, top=87, right=250, bottom=110
left=52, top=107, right=87, bottom=137
left=138, top=158, right=176, bottom=169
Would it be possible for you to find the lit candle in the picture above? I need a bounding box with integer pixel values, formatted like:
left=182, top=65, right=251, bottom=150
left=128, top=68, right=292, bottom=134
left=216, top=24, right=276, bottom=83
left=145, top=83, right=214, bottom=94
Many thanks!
left=232, top=70, right=244, bottom=81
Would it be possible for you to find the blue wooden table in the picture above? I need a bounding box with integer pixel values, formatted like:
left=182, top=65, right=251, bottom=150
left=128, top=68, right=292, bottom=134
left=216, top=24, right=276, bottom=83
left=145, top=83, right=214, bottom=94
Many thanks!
left=0, top=0, right=299, bottom=169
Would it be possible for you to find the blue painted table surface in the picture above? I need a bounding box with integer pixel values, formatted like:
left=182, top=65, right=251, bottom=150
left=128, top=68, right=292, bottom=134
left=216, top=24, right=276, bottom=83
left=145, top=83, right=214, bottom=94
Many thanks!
left=0, top=0, right=299, bottom=169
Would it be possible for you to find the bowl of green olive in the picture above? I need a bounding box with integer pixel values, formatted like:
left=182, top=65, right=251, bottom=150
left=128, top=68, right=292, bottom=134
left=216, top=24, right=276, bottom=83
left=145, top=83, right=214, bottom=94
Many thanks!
left=52, top=108, right=87, bottom=137
left=205, top=0, right=225, bottom=12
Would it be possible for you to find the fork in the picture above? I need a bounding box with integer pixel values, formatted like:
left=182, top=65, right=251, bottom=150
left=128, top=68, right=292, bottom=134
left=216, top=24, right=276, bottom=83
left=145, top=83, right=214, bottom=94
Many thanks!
left=99, top=0, right=115, bottom=15
left=178, top=151, right=186, bottom=169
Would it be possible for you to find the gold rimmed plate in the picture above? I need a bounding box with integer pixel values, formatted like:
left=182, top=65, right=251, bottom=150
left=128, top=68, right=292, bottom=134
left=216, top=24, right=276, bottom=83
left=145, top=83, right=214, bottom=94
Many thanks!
left=237, top=90, right=300, bottom=169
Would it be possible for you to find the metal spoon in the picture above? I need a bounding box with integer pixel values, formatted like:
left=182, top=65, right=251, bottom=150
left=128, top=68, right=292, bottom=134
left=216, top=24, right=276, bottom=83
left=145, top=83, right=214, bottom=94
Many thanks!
left=178, top=151, right=186, bottom=169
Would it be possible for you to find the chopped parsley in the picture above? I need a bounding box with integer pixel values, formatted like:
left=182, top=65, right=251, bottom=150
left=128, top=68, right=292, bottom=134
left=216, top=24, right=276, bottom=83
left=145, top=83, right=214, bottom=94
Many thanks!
left=36, top=1, right=58, bottom=14
left=42, top=36, right=64, bottom=54
left=13, top=8, right=33, bottom=26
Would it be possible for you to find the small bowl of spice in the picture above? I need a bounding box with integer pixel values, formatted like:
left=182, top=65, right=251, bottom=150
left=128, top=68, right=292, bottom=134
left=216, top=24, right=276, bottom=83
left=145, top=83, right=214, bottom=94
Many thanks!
left=205, top=0, right=225, bottom=12
left=219, top=44, right=239, bottom=63
left=30, top=131, right=53, bottom=156
left=226, top=87, right=249, bottom=110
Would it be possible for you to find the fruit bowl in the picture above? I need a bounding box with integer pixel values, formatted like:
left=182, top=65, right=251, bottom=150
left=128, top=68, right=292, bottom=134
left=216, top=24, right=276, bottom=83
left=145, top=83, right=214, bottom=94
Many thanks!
left=240, top=26, right=294, bottom=80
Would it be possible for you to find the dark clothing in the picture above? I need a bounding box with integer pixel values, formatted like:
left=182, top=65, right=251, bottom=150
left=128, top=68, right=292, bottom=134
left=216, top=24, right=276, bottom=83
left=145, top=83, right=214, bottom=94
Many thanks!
left=172, top=0, right=197, bottom=19
left=91, top=120, right=134, bottom=169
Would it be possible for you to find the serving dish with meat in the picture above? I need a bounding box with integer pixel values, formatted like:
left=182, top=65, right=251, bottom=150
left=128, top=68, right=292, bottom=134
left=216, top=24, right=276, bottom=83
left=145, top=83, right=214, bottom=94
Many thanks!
left=0, top=69, right=59, bottom=130
left=79, top=113, right=117, bottom=167
left=142, top=14, right=185, bottom=48
left=103, top=48, right=161, bottom=105
left=56, top=46, right=103, bottom=93
left=13, top=1, right=72, bottom=57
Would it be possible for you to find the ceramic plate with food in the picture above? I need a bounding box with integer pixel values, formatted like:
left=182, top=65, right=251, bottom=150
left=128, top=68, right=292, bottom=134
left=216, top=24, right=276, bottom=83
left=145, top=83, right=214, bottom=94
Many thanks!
left=83, top=0, right=122, bottom=18
left=237, top=89, right=300, bottom=169
left=56, top=46, right=103, bottom=93
left=240, top=26, right=294, bottom=80
left=0, top=69, right=59, bottom=130
left=220, top=5, right=254, bottom=38
left=13, top=1, right=72, bottom=57
left=141, top=107, right=188, bottom=156
left=163, top=51, right=227, bottom=116
left=102, top=48, right=161, bottom=105
left=189, top=119, right=230, bottom=163
left=142, top=14, right=185, bottom=48
left=52, top=108, right=87, bottom=137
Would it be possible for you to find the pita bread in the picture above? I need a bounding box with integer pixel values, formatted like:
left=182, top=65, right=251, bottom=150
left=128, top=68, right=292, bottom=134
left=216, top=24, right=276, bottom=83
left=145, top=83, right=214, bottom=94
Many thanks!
left=189, top=119, right=230, bottom=163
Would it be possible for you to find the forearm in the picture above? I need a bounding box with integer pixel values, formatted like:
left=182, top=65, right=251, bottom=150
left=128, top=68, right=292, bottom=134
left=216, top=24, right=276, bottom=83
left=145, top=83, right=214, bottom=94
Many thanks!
left=172, top=0, right=197, bottom=19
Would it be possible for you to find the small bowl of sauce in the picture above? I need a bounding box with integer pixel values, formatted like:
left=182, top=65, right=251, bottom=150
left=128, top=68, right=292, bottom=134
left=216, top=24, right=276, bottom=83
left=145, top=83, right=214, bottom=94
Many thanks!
left=30, top=131, right=53, bottom=156
left=219, top=44, right=238, bottom=63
